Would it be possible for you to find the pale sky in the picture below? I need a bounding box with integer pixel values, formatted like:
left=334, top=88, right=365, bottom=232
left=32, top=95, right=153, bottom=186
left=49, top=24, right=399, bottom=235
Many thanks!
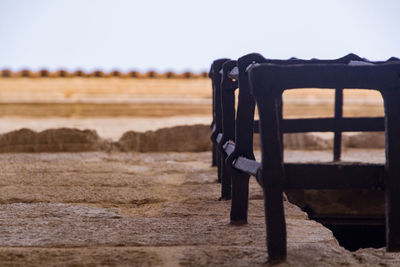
left=0, top=0, right=399, bottom=72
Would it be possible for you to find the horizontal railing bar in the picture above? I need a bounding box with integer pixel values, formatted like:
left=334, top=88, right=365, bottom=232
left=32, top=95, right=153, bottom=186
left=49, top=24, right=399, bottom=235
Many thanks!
left=285, top=162, right=384, bottom=189
left=282, top=117, right=384, bottom=133
left=245, top=62, right=261, bottom=72
left=249, top=63, right=400, bottom=91
left=252, top=117, right=384, bottom=134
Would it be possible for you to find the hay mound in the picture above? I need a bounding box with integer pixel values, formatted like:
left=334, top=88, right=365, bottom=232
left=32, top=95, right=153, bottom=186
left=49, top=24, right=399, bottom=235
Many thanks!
left=283, top=132, right=385, bottom=150
left=283, top=133, right=332, bottom=150
left=0, top=128, right=108, bottom=153
left=343, top=132, right=384, bottom=148
left=118, top=124, right=211, bottom=152
left=0, top=125, right=386, bottom=153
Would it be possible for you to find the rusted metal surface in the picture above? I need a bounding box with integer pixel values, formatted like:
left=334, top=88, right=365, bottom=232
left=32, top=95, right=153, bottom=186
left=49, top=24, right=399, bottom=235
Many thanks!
left=249, top=60, right=400, bottom=261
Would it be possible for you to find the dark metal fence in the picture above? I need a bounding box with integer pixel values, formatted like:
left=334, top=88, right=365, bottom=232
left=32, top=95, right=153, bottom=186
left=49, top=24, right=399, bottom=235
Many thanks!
left=212, top=53, right=373, bottom=203
left=209, top=58, right=230, bottom=177
left=209, top=53, right=400, bottom=262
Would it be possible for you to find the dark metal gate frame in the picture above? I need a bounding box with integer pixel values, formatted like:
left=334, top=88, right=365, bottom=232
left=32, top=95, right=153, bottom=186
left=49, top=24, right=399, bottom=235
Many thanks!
left=227, top=53, right=385, bottom=223
left=210, top=53, right=400, bottom=261
left=248, top=61, right=400, bottom=261
left=214, top=53, right=373, bottom=206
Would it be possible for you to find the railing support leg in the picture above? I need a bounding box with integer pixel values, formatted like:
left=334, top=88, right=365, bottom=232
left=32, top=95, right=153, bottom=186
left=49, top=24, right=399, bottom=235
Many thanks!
left=220, top=152, right=231, bottom=199
left=384, top=90, right=400, bottom=251
left=263, top=185, right=286, bottom=262
left=230, top=171, right=249, bottom=224
left=212, top=142, right=217, bottom=167
left=255, top=89, right=287, bottom=262
left=216, top=149, right=222, bottom=183
left=334, top=88, right=343, bottom=161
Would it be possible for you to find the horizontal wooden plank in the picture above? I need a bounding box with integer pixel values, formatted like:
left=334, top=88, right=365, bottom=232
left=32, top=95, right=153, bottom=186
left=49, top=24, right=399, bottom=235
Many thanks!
left=282, top=117, right=384, bottom=133
left=233, top=156, right=261, bottom=177
left=284, top=162, right=385, bottom=189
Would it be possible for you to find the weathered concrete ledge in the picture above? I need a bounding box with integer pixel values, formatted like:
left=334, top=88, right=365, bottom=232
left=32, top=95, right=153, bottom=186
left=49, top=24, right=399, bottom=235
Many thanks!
left=0, top=151, right=399, bottom=266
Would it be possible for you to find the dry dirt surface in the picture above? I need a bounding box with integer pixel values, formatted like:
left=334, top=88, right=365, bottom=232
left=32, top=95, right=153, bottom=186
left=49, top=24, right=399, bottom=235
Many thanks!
left=1, top=151, right=400, bottom=266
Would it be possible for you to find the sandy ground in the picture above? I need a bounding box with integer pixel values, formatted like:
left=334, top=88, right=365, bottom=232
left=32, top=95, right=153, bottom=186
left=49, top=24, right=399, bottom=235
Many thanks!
left=1, top=150, right=399, bottom=266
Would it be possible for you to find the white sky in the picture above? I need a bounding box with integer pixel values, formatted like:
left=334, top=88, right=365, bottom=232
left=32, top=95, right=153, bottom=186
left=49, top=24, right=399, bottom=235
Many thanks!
left=0, top=0, right=399, bottom=72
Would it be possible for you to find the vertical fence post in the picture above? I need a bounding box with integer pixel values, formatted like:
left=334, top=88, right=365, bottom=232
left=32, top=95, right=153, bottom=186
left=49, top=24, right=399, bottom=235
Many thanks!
left=334, top=88, right=343, bottom=161
left=210, top=59, right=230, bottom=181
left=250, top=65, right=287, bottom=261
left=228, top=55, right=263, bottom=223
left=220, top=61, right=238, bottom=200
left=384, top=89, right=400, bottom=251
left=210, top=66, right=217, bottom=167
left=258, top=94, right=287, bottom=262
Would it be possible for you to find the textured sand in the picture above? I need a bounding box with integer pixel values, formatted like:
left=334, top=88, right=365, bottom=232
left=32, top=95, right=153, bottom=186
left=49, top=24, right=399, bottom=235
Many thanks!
left=0, top=151, right=399, bottom=266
